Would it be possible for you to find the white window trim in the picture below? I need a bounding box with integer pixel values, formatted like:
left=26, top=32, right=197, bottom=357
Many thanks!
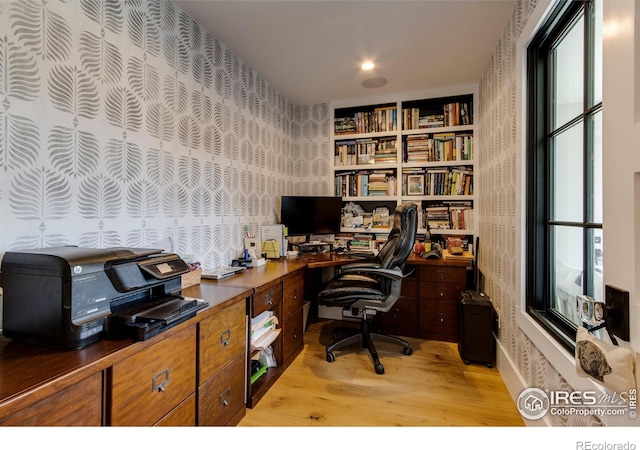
left=507, top=0, right=631, bottom=427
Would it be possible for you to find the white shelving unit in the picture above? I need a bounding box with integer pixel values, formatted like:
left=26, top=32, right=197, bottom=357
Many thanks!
left=330, top=85, right=478, bottom=245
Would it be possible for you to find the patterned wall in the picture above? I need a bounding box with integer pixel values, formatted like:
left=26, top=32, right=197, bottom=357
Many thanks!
left=1, top=0, right=598, bottom=427
left=0, top=0, right=330, bottom=268
left=477, top=0, right=601, bottom=426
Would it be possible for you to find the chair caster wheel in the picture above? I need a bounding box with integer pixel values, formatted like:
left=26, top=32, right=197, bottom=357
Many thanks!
left=486, top=363, right=493, bottom=368
left=404, top=347, right=413, bottom=356
left=326, top=352, right=336, bottom=363
left=463, top=359, right=471, bottom=365
left=375, top=364, right=384, bottom=375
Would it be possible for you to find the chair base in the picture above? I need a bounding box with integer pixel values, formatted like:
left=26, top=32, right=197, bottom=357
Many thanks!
left=325, top=317, right=413, bottom=375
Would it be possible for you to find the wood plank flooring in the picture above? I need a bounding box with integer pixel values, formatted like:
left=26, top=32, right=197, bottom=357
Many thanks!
left=238, top=319, right=525, bottom=427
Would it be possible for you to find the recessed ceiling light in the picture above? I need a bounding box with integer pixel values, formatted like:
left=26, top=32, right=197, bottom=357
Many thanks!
left=361, top=77, right=388, bottom=89
left=361, top=62, right=375, bottom=70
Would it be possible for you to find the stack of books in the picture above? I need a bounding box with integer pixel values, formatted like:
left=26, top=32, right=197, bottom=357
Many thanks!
left=405, top=134, right=435, bottom=162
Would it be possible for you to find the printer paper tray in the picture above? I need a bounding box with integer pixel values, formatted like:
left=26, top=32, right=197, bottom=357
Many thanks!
left=108, top=296, right=208, bottom=341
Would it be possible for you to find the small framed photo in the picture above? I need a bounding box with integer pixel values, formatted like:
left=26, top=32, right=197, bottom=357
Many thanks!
left=407, top=174, right=424, bottom=195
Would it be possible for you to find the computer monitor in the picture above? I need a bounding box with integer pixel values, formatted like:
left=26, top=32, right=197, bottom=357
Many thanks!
left=280, top=196, right=342, bottom=236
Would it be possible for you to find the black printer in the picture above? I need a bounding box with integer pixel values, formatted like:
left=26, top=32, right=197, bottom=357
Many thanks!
left=1, top=246, right=208, bottom=349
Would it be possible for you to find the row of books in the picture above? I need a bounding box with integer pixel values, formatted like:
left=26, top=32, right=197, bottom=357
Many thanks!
left=335, top=232, right=389, bottom=251
left=405, top=132, right=473, bottom=163
left=402, top=102, right=473, bottom=130
left=424, top=202, right=474, bottom=231
left=443, top=102, right=472, bottom=127
left=334, top=137, right=397, bottom=166
left=335, top=170, right=397, bottom=197
left=338, top=200, right=474, bottom=233
left=403, top=109, right=444, bottom=130
left=402, top=167, right=473, bottom=196
left=334, top=106, right=398, bottom=135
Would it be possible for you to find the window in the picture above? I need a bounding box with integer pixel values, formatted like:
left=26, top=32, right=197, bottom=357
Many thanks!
left=526, top=0, right=603, bottom=350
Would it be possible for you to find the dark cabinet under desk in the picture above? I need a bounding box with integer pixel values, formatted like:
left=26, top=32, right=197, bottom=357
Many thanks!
left=376, top=254, right=472, bottom=342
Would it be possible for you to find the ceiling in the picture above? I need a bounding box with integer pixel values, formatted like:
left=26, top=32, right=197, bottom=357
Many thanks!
left=174, top=0, right=516, bottom=105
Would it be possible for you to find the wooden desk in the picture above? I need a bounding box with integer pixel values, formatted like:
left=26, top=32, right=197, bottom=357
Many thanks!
left=295, top=252, right=367, bottom=269
left=208, top=259, right=308, bottom=407
left=0, top=252, right=475, bottom=424
left=0, top=284, right=250, bottom=426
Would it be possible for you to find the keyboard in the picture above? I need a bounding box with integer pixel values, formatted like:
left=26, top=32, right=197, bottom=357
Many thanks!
left=201, top=266, right=246, bottom=279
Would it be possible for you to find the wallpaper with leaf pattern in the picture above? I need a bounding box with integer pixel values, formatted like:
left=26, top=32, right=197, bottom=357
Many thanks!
left=0, top=0, right=331, bottom=273
left=477, top=0, right=602, bottom=426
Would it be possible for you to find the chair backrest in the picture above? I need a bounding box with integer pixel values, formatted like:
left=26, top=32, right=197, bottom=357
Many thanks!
left=375, top=203, right=418, bottom=270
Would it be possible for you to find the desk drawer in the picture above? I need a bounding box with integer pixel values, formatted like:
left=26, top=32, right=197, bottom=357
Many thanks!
left=419, top=298, right=458, bottom=338
left=419, top=266, right=466, bottom=284
left=199, top=300, right=247, bottom=381
left=198, top=353, right=246, bottom=426
left=110, top=326, right=196, bottom=426
left=283, top=271, right=304, bottom=319
left=283, top=308, right=303, bottom=362
left=378, top=296, right=418, bottom=334
left=253, top=281, right=283, bottom=316
left=419, top=282, right=464, bottom=301
left=155, top=394, right=196, bottom=426
left=0, top=372, right=103, bottom=426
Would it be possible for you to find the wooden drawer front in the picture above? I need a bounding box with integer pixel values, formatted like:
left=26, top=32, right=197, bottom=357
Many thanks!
left=419, top=282, right=464, bottom=301
left=420, top=266, right=467, bottom=284
left=253, top=281, right=283, bottom=316
left=378, top=296, right=418, bottom=332
left=419, top=299, right=458, bottom=337
left=283, top=271, right=304, bottom=319
left=283, top=308, right=303, bottom=362
left=155, top=393, right=196, bottom=426
left=200, top=300, right=247, bottom=381
left=198, top=353, right=246, bottom=426
left=401, top=276, right=417, bottom=297
left=110, top=326, right=196, bottom=426
left=0, top=372, right=103, bottom=426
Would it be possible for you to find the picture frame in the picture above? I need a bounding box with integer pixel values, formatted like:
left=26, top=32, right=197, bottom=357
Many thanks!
left=407, top=174, right=424, bottom=195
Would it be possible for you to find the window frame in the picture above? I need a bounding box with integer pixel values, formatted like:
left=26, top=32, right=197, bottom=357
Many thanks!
left=525, top=0, right=603, bottom=352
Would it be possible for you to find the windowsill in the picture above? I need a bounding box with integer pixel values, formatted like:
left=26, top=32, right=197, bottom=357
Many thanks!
left=517, top=305, right=600, bottom=391
left=516, top=305, right=638, bottom=425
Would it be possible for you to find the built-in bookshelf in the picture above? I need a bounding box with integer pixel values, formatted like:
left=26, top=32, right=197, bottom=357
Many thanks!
left=330, top=87, right=477, bottom=246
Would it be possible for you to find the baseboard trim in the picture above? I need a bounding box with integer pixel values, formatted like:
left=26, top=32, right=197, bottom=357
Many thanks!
left=496, top=338, right=552, bottom=427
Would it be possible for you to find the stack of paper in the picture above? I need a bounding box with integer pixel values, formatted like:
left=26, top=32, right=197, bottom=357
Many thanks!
left=251, top=310, right=280, bottom=350
left=261, top=224, right=285, bottom=258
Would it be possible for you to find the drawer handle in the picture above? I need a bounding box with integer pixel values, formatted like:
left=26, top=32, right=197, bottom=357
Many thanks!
left=439, top=291, right=445, bottom=297
left=267, top=291, right=274, bottom=305
left=152, top=369, right=169, bottom=393
left=292, top=289, right=298, bottom=300
left=292, top=328, right=298, bottom=339
left=219, top=388, right=231, bottom=407
left=220, top=329, right=231, bottom=346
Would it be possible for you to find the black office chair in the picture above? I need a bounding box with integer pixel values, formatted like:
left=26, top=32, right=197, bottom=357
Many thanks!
left=318, top=203, right=418, bottom=374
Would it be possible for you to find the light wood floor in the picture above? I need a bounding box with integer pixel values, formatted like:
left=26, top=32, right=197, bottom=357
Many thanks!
left=238, top=319, right=525, bottom=427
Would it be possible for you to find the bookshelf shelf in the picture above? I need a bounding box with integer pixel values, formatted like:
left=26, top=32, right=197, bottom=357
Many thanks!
left=331, top=86, right=478, bottom=252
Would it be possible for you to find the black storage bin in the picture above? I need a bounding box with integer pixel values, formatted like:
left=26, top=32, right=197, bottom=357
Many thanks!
left=458, top=290, right=495, bottom=367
